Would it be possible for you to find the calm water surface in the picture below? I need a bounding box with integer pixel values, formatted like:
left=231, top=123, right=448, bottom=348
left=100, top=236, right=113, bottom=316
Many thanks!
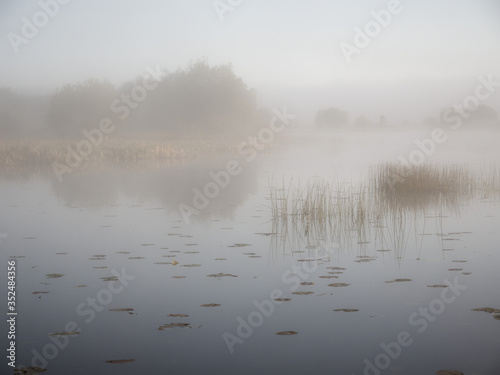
left=1, top=138, right=500, bottom=375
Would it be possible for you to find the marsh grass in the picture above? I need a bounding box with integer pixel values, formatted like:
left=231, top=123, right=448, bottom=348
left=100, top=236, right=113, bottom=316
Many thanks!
left=269, top=163, right=500, bottom=257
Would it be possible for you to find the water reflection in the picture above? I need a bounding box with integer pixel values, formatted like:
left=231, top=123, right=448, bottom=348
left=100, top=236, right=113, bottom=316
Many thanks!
left=1, top=156, right=259, bottom=221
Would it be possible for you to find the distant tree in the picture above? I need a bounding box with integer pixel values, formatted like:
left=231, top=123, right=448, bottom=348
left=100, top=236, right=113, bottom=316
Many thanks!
left=48, top=79, right=116, bottom=136
left=440, top=104, right=498, bottom=128
left=467, top=105, right=498, bottom=126
left=314, top=107, right=349, bottom=128
left=376, top=115, right=387, bottom=127
left=354, top=114, right=372, bottom=128
left=138, top=60, right=257, bottom=134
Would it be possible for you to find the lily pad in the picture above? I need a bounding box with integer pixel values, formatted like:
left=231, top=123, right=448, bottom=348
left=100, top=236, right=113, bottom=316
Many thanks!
left=385, top=279, right=412, bottom=283
left=274, top=298, right=291, bottom=302
left=14, top=367, right=47, bottom=374
left=158, top=323, right=192, bottom=330
left=109, top=308, right=134, bottom=312
left=448, top=268, right=463, bottom=271
left=328, top=283, right=350, bottom=287
left=428, top=285, right=448, bottom=288
left=46, top=273, right=64, bottom=278
left=168, top=314, right=189, bottom=317
left=101, top=276, right=118, bottom=282
left=32, top=291, right=49, bottom=295
left=292, top=291, right=314, bottom=295
left=105, top=359, right=135, bottom=364
left=300, top=282, right=315, bottom=285
left=207, top=273, right=238, bottom=278
left=471, top=307, right=500, bottom=314
left=201, top=303, right=220, bottom=307
left=49, top=331, right=80, bottom=337
left=333, top=309, right=359, bottom=312
left=275, top=331, right=298, bottom=335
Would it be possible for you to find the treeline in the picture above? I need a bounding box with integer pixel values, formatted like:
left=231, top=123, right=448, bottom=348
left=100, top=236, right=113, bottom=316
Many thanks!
left=314, top=105, right=499, bottom=129
left=0, top=60, right=259, bottom=137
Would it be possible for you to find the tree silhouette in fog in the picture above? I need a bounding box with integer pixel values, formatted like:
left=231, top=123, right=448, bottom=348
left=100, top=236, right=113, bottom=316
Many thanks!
left=314, top=107, right=349, bottom=128
left=48, top=79, right=117, bottom=137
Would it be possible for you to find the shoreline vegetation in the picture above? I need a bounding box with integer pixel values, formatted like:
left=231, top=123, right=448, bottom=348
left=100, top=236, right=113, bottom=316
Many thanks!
left=268, top=163, right=500, bottom=256
left=0, top=135, right=249, bottom=176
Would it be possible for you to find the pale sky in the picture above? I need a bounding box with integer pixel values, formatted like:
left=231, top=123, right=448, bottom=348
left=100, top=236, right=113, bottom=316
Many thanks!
left=1, top=0, right=499, bottom=119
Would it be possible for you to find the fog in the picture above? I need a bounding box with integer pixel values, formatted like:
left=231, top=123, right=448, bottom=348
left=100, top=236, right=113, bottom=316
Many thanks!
left=2, top=2, right=500, bottom=375
left=1, top=0, right=500, bottom=133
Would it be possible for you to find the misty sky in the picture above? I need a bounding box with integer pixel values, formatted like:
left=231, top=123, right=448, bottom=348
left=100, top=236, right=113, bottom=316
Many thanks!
left=1, top=0, right=500, bottom=119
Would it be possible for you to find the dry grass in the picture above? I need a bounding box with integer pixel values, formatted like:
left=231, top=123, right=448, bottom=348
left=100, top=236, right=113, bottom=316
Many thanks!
left=0, top=137, right=240, bottom=174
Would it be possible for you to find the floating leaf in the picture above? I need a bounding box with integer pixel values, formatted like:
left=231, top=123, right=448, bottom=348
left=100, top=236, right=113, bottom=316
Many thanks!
left=448, top=268, right=463, bottom=271
left=274, top=298, right=291, bottom=302
left=32, top=291, right=49, bottom=295
left=101, top=276, right=118, bottom=282
left=471, top=307, right=500, bottom=314
left=168, top=314, right=189, bottom=317
left=327, top=267, right=346, bottom=270
left=228, top=243, right=251, bottom=247
left=333, top=309, right=359, bottom=312
left=436, top=371, right=464, bottom=375
left=172, top=276, right=186, bottom=279
left=14, top=367, right=47, bottom=374
left=275, top=331, right=298, bottom=335
left=158, top=323, right=191, bottom=330
left=201, top=303, right=220, bottom=307
left=292, top=291, right=314, bottom=295
left=300, top=282, right=315, bottom=285
left=46, top=273, right=64, bottom=278
left=181, top=264, right=201, bottom=267
left=328, top=283, right=350, bottom=287
left=320, top=275, right=338, bottom=279
left=171, top=261, right=179, bottom=266
left=428, top=285, right=447, bottom=288
left=49, top=331, right=80, bottom=337
left=385, top=279, right=412, bottom=283
left=105, top=359, right=135, bottom=364
left=109, top=308, right=134, bottom=312
left=207, top=273, right=238, bottom=278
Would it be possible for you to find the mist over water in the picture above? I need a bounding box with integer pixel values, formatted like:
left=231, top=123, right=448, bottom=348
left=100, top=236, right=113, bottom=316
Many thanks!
left=1, top=1, right=500, bottom=375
